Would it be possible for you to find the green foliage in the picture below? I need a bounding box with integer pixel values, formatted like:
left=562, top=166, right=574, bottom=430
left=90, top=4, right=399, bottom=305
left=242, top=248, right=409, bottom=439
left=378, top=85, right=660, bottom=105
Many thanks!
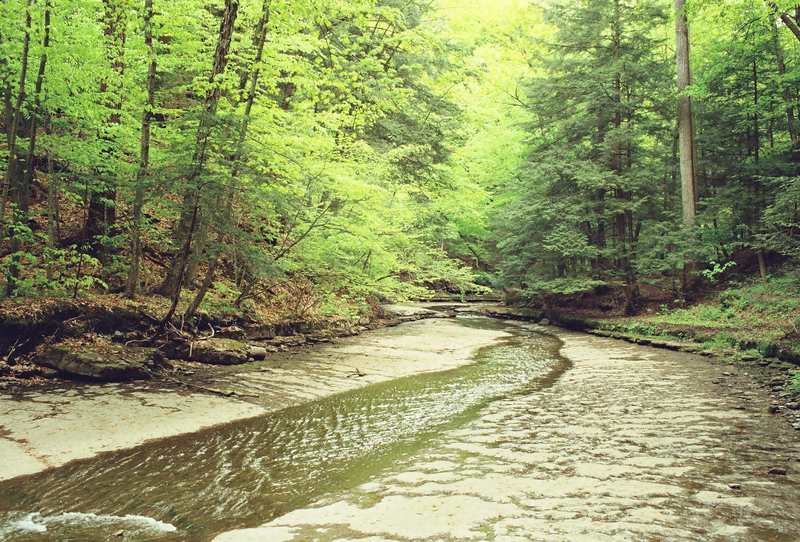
left=790, top=371, right=800, bottom=394
left=1, top=0, right=799, bottom=322
left=485, top=0, right=800, bottom=302
left=654, top=303, right=742, bottom=327
left=602, top=321, right=663, bottom=338
left=490, top=0, right=677, bottom=300
left=651, top=272, right=800, bottom=342
left=0, top=0, right=508, bottom=315
left=1, top=243, right=106, bottom=298
left=523, top=278, right=607, bottom=297
left=700, top=261, right=737, bottom=283
left=760, top=176, right=800, bottom=258
left=700, top=332, right=740, bottom=352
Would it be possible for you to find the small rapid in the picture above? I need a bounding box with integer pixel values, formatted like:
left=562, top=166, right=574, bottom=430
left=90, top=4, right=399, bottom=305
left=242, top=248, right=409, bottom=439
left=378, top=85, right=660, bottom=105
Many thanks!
left=0, top=512, right=177, bottom=538
left=0, top=317, right=565, bottom=541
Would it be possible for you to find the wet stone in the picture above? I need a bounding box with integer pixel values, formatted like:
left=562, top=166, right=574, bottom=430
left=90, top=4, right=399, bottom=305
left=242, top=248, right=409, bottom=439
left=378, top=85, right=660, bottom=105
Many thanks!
left=248, top=346, right=268, bottom=361
left=34, top=345, right=156, bottom=381
left=170, top=338, right=252, bottom=365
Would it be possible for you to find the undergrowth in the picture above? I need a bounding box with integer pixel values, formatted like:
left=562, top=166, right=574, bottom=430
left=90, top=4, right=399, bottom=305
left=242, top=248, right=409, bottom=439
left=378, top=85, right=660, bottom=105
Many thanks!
left=791, top=371, right=800, bottom=394
left=586, top=272, right=800, bottom=365
left=650, top=272, right=800, bottom=343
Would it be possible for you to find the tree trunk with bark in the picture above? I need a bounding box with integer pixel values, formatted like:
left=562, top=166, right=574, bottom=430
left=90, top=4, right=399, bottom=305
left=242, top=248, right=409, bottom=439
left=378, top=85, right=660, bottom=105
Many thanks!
left=185, top=0, right=270, bottom=320
left=125, top=0, right=157, bottom=298
left=22, top=0, right=52, bottom=214
left=778, top=8, right=800, bottom=42
left=159, top=0, right=240, bottom=320
left=609, top=0, right=638, bottom=314
left=752, top=58, right=760, bottom=163
left=771, top=17, right=797, bottom=146
left=674, top=0, right=697, bottom=228
left=5, top=0, right=53, bottom=296
left=85, top=0, right=126, bottom=257
left=45, top=114, right=58, bottom=281
left=0, top=0, right=33, bottom=229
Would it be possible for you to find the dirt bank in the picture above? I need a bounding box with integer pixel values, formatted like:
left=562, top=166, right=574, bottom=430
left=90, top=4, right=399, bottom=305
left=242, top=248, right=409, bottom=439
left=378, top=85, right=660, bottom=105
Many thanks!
left=0, top=311, right=509, bottom=482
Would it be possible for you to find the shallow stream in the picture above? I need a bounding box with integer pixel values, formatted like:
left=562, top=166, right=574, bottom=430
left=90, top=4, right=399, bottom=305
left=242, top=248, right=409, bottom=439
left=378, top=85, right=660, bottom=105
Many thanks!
left=0, top=317, right=566, bottom=541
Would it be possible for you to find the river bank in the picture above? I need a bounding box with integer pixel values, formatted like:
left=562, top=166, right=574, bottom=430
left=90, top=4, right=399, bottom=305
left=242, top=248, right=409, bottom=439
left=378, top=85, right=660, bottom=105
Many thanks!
left=0, top=296, right=445, bottom=389
left=0, top=308, right=509, bottom=481
left=3, top=295, right=798, bottom=483
left=3, top=299, right=798, bottom=485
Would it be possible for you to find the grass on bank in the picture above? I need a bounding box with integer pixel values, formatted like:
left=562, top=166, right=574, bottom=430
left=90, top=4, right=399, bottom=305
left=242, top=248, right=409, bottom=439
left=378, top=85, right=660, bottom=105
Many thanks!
left=651, top=273, right=800, bottom=342
left=597, top=272, right=800, bottom=363
left=791, top=371, right=800, bottom=393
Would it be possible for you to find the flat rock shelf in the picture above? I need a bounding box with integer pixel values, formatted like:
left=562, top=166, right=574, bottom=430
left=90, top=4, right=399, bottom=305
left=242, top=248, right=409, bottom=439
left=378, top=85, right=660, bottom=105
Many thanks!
left=1, top=313, right=798, bottom=541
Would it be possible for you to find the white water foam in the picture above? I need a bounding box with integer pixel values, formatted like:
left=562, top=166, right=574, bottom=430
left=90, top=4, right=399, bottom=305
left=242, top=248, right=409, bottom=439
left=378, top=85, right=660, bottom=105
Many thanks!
left=4, top=514, right=47, bottom=534
left=1, top=511, right=177, bottom=537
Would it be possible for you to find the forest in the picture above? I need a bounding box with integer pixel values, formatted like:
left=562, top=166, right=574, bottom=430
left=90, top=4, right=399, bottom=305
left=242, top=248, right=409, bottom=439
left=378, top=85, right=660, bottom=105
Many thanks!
left=0, top=0, right=798, bottom=337
left=3, top=2, right=800, bottom=539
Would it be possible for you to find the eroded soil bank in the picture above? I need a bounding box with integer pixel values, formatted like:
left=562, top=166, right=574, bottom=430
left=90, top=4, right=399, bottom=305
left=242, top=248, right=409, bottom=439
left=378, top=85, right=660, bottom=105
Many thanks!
left=0, top=311, right=507, bottom=481
left=215, top=331, right=800, bottom=542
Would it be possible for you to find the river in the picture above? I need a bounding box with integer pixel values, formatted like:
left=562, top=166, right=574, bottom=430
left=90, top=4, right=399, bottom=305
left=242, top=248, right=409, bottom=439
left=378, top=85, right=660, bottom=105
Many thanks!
left=1, top=312, right=799, bottom=541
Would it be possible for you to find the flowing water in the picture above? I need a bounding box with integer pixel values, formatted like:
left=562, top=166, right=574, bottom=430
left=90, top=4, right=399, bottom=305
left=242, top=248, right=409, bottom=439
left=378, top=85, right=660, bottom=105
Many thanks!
left=3, top=315, right=800, bottom=542
left=0, top=317, right=567, bottom=541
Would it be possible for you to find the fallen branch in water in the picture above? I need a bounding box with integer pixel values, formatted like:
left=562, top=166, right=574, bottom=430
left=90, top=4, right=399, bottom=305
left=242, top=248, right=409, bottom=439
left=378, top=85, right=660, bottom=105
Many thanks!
left=143, top=366, right=258, bottom=399
left=346, top=366, right=367, bottom=378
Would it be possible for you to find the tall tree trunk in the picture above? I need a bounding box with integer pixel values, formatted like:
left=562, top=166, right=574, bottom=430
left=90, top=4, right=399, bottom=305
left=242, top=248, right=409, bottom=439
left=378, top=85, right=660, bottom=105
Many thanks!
left=758, top=251, right=768, bottom=279
left=0, top=0, right=33, bottom=228
left=159, top=0, right=239, bottom=319
left=0, top=13, right=13, bottom=144
left=610, top=0, right=637, bottom=314
left=5, top=0, right=52, bottom=297
left=772, top=17, right=798, bottom=146
left=161, top=196, right=199, bottom=325
left=126, top=0, right=157, bottom=298
left=22, top=0, right=52, bottom=213
left=592, top=115, right=607, bottom=271
left=182, top=0, right=271, bottom=288
left=749, top=54, right=768, bottom=279
left=45, top=113, right=58, bottom=281
left=85, top=0, right=126, bottom=256
left=778, top=7, right=800, bottom=42
left=674, top=0, right=697, bottom=227
left=181, top=219, right=207, bottom=288
left=185, top=0, right=270, bottom=320
left=752, top=58, right=760, bottom=163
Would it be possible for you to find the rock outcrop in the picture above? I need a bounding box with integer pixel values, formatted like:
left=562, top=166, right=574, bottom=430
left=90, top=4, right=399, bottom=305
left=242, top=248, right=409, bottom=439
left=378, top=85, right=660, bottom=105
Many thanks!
left=35, top=345, right=158, bottom=381
left=168, top=338, right=257, bottom=365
